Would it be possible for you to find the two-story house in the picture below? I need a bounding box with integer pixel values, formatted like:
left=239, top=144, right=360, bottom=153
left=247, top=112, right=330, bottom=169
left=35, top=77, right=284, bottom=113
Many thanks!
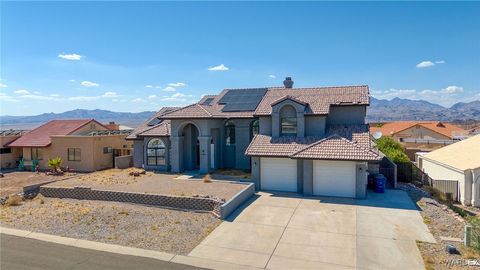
left=128, top=77, right=381, bottom=198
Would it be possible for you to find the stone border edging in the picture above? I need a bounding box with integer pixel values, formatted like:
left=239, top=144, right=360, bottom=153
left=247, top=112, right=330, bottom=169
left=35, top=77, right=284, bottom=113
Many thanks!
left=0, top=227, right=260, bottom=270
left=40, top=186, right=223, bottom=217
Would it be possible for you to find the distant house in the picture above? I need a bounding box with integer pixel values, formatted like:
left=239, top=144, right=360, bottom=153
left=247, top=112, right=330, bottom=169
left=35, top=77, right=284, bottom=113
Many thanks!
left=7, top=119, right=133, bottom=172
left=129, top=77, right=381, bottom=199
left=0, top=130, right=29, bottom=169
left=370, top=121, right=465, bottom=160
left=418, top=135, right=480, bottom=206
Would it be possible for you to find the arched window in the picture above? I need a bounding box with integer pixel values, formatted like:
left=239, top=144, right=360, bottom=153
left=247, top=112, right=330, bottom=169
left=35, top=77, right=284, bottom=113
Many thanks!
left=250, top=119, right=259, bottom=139
left=280, top=105, right=297, bottom=136
left=225, top=120, right=236, bottom=146
left=147, top=138, right=166, bottom=166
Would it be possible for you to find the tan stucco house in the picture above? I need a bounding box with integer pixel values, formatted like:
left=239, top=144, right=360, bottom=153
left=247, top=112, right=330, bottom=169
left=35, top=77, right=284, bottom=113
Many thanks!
left=418, top=135, right=480, bottom=206
left=7, top=119, right=132, bottom=172
left=0, top=130, right=29, bottom=169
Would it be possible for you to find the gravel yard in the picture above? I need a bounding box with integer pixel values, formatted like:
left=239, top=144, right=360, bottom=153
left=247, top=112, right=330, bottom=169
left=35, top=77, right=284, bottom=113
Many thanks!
left=45, top=169, right=247, bottom=201
left=399, top=183, right=480, bottom=270
left=0, top=196, right=221, bottom=255
left=0, top=171, right=76, bottom=197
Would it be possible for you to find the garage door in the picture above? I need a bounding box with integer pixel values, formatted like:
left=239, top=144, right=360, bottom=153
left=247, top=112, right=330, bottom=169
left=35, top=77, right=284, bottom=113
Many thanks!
left=260, top=158, right=297, bottom=192
left=313, top=160, right=356, bottom=198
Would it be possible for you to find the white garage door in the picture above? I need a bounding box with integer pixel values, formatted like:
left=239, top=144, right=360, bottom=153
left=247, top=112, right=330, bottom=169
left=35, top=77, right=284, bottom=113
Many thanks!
left=260, top=158, right=297, bottom=192
left=313, top=160, right=356, bottom=198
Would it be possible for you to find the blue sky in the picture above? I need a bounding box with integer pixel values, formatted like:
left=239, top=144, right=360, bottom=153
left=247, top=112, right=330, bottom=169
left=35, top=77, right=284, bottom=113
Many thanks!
left=1, top=1, right=479, bottom=116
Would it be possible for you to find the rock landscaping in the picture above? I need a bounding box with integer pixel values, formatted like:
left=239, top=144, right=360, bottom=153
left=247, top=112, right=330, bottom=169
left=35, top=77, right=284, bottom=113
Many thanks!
left=399, top=183, right=480, bottom=269
left=0, top=195, right=221, bottom=255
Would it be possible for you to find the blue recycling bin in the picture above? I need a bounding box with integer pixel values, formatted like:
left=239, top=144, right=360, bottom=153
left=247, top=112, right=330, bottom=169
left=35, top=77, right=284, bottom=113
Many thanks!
left=375, top=175, right=386, bottom=193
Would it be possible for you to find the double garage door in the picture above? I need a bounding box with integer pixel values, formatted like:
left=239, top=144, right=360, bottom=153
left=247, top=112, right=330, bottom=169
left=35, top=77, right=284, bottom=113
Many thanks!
left=260, top=158, right=356, bottom=198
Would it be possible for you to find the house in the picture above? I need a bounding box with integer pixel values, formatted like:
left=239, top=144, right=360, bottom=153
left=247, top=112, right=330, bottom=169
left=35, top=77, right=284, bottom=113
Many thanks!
left=370, top=121, right=464, bottom=160
left=7, top=119, right=133, bottom=172
left=0, top=130, right=29, bottom=169
left=129, top=77, right=381, bottom=198
left=418, top=135, right=480, bottom=206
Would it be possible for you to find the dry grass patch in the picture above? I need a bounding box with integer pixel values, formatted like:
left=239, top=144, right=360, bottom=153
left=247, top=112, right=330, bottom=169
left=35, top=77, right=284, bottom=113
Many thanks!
left=5, top=194, right=23, bottom=206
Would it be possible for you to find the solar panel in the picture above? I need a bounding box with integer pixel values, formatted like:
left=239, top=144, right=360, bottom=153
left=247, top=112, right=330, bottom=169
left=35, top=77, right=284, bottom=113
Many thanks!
left=202, top=97, right=214, bottom=106
left=220, top=88, right=268, bottom=112
left=147, top=118, right=162, bottom=126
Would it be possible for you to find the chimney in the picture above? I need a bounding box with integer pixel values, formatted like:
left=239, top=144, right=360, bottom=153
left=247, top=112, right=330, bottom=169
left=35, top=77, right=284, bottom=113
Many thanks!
left=105, top=121, right=120, bottom=131
left=283, top=77, right=294, bottom=88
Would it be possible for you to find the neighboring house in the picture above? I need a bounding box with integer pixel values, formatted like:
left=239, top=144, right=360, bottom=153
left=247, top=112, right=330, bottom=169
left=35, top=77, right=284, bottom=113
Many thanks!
left=418, top=135, right=480, bottom=206
left=8, top=119, right=133, bottom=172
left=0, top=130, right=29, bottom=169
left=370, top=121, right=465, bottom=160
left=130, top=77, right=381, bottom=198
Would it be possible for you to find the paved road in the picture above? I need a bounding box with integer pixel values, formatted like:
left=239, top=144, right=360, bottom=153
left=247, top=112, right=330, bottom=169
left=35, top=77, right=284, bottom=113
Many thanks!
left=1, top=234, right=206, bottom=270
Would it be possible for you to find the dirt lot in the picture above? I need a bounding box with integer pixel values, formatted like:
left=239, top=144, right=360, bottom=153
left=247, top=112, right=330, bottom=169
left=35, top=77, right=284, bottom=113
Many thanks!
left=0, top=195, right=221, bottom=255
left=400, top=183, right=480, bottom=269
left=46, top=168, right=248, bottom=201
left=0, top=171, right=76, bottom=197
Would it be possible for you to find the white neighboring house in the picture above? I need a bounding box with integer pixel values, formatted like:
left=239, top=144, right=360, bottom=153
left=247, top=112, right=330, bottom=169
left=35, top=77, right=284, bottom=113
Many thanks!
left=418, top=135, right=480, bottom=206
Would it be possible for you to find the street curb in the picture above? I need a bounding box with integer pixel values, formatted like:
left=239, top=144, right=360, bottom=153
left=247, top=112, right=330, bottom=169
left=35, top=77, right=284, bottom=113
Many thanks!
left=0, top=227, right=260, bottom=270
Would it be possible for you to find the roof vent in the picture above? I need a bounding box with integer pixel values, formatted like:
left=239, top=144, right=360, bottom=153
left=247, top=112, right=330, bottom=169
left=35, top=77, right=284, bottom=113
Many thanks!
left=283, top=77, right=294, bottom=88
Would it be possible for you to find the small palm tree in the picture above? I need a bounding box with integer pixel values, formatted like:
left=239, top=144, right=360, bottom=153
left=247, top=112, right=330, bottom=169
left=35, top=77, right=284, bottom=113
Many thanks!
left=48, top=157, right=63, bottom=172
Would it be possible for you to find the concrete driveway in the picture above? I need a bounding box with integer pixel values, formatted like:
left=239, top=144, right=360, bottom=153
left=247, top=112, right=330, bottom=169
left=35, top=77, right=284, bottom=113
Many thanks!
left=188, top=189, right=435, bottom=270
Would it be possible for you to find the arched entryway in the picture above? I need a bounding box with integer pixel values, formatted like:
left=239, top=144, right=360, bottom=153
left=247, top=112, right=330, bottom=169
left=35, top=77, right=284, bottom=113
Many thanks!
left=181, top=123, right=200, bottom=170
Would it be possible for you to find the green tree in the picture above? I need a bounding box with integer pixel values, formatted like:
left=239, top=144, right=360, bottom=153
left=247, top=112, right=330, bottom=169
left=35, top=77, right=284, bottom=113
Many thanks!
left=375, top=137, right=410, bottom=163
left=48, top=156, right=63, bottom=172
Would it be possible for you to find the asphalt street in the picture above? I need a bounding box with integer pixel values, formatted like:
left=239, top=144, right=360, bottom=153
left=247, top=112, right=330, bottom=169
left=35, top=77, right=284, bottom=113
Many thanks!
left=0, top=234, right=207, bottom=270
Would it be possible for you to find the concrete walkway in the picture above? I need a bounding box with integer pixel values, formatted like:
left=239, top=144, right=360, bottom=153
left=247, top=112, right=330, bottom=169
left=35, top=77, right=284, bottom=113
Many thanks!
left=189, top=190, right=436, bottom=270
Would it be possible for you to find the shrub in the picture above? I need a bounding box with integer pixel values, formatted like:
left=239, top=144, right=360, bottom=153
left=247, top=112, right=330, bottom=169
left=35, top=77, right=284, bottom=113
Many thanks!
left=48, top=157, right=63, bottom=172
left=375, top=137, right=410, bottom=163
left=203, top=174, right=212, bottom=183
left=5, top=194, right=23, bottom=206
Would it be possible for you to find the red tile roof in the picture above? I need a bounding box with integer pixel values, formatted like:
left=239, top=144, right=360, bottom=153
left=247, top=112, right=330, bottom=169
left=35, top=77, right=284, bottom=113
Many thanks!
left=8, top=119, right=97, bottom=147
left=370, top=121, right=464, bottom=139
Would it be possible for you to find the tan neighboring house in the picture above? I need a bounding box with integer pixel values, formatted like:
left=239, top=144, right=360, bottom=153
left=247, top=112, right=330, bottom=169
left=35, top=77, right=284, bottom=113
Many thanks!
left=0, top=130, right=29, bottom=169
left=7, top=119, right=133, bottom=172
left=418, top=135, right=480, bottom=206
left=370, top=121, right=465, bottom=160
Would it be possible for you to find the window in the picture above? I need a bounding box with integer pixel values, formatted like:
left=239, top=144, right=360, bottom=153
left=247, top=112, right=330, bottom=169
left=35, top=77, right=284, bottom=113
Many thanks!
left=147, top=138, right=166, bottom=166
left=31, top=148, right=43, bottom=160
left=68, top=148, right=81, bottom=161
left=225, top=120, right=236, bottom=146
left=281, top=117, right=297, bottom=136
left=103, top=147, right=113, bottom=154
left=250, top=119, right=259, bottom=139
left=0, top=148, right=12, bottom=154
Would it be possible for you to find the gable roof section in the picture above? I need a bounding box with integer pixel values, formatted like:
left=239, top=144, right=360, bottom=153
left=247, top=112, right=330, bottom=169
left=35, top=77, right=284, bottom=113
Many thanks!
left=8, top=119, right=97, bottom=147
left=290, top=135, right=380, bottom=161
left=370, top=121, right=464, bottom=139
left=245, top=124, right=380, bottom=161
left=270, top=95, right=308, bottom=107
left=127, top=107, right=179, bottom=139
left=255, top=85, right=369, bottom=116
left=423, top=135, right=480, bottom=171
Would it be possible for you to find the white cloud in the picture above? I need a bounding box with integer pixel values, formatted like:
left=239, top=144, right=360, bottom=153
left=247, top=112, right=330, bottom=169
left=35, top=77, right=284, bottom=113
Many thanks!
left=33, top=91, right=41, bottom=95
left=168, top=82, right=186, bottom=87
left=50, top=94, right=60, bottom=97
left=435, top=60, right=446, bottom=64
left=14, top=89, right=30, bottom=95
left=58, top=53, right=82, bottom=61
left=148, top=94, right=157, bottom=99
left=19, top=94, right=60, bottom=101
left=208, top=64, right=229, bottom=71
left=268, top=75, right=276, bottom=79
left=68, top=91, right=118, bottom=101
left=69, top=79, right=76, bottom=82
left=81, top=81, right=99, bottom=87
left=162, top=86, right=176, bottom=92
left=442, top=85, right=463, bottom=94
left=161, top=92, right=193, bottom=102
left=0, top=83, right=7, bottom=88
left=131, top=98, right=146, bottom=103
left=416, top=61, right=435, bottom=68
left=0, top=92, right=19, bottom=102
left=145, top=85, right=153, bottom=88
left=102, top=91, right=118, bottom=98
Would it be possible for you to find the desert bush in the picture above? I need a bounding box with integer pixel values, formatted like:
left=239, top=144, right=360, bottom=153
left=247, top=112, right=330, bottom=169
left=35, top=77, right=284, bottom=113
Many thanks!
left=48, top=156, right=63, bottom=172
left=5, top=194, right=23, bottom=206
left=203, top=174, right=212, bottom=183
left=375, top=137, right=410, bottom=163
